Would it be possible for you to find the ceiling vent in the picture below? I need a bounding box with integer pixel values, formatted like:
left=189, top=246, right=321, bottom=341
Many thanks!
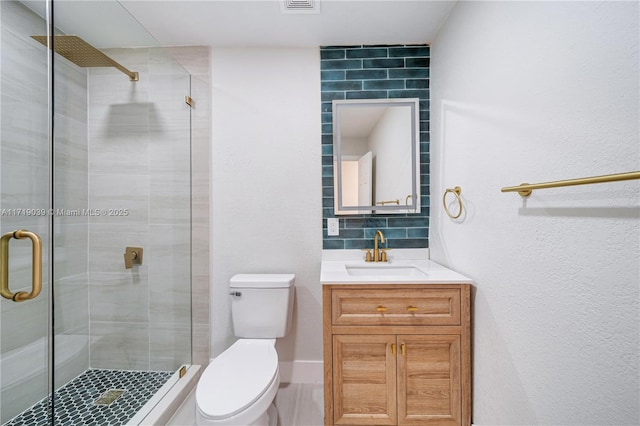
left=280, top=0, right=320, bottom=14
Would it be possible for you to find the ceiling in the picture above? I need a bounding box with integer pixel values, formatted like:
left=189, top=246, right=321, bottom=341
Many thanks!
left=26, top=0, right=458, bottom=48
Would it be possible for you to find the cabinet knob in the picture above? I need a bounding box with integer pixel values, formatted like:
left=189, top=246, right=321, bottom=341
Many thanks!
left=407, top=305, right=418, bottom=312
left=376, top=305, right=388, bottom=312
left=401, top=343, right=406, bottom=355
left=391, top=343, right=396, bottom=355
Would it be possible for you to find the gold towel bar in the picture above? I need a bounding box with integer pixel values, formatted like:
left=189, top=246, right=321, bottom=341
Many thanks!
left=501, top=171, right=640, bottom=197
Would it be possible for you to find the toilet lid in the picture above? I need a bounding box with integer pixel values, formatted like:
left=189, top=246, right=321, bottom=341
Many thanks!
left=196, top=339, right=278, bottom=420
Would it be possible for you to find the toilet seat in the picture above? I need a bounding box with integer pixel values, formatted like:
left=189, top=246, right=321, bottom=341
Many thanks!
left=196, top=339, right=278, bottom=421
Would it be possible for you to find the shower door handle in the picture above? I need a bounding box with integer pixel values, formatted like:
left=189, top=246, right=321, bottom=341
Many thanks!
left=0, top=230, right=42, bottom=302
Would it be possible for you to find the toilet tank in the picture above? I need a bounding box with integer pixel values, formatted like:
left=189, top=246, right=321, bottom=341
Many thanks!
left=230, top=274, right=295, bottom=338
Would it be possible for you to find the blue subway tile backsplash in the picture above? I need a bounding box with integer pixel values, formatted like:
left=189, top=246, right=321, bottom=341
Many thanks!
left=321, top=44, right=430, bottom=250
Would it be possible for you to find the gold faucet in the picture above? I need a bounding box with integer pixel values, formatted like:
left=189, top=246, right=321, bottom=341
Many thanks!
left=373, top=230, right=387, bottom=262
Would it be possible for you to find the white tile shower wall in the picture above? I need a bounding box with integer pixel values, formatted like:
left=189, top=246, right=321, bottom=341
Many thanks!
left=167, top=46, right=212, bottom=367
left=87, top=46, right=210, bottom=370
left=431, top=1, right=639, bottom=424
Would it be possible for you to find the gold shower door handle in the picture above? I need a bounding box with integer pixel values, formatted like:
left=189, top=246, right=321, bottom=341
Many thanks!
left=0, top=230, right=42, bottom=302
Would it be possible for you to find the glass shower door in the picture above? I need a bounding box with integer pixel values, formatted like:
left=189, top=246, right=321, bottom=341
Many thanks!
left=2, top=1, right=193, bottom=423
left=0, top=0, right=53, bottom=424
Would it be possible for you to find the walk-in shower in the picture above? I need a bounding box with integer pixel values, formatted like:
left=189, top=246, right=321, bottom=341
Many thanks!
left=1, top=1, right=193, bottom=424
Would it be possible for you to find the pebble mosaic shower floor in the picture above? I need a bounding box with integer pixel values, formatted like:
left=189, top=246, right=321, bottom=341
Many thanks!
left=5, top=369, right=173, bottom=426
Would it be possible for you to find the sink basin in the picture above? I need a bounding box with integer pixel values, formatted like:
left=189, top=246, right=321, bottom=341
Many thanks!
left=345, top=264, right=427, bottom=277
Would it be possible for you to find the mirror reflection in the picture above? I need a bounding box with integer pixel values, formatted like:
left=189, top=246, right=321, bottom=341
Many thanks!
left=333, top=98, right=420, bottom=215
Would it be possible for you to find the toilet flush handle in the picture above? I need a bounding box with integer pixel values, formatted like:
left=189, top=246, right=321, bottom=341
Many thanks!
left=229, top=291, right=242, bottom=297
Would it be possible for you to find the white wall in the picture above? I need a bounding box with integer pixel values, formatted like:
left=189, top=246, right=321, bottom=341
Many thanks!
left=431, top=1, right=639, bottom=424
left=210, top=48, right=323, bottom=365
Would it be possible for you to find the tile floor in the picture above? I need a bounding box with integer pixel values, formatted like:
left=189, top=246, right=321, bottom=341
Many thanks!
left=167, top=383, right=324, bottom=426
left=273, top=383, right=324, bottom=426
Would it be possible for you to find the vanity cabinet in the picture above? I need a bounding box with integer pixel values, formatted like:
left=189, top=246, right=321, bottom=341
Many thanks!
left=323, top=284, right=471, bottom=426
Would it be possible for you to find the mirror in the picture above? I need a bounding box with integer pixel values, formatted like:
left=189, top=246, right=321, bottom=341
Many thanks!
left=333, top=98, right=420, bottom=215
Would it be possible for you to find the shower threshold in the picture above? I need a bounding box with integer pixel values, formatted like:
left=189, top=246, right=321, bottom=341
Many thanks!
left=5, top=369, right=173, bottom=426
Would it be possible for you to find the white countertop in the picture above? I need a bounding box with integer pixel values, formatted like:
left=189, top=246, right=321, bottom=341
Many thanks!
left=320, top=249, right=472, bottom=284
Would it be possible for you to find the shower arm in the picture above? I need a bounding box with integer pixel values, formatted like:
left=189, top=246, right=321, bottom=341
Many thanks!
left=31, top=35, right=139, bottom=81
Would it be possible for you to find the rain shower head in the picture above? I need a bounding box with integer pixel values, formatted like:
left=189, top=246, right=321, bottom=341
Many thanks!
left=30, top=35, right=139, bottom=81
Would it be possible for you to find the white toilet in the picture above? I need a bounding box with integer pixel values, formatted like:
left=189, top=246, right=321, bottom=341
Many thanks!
left=196, top=273, right=295, bottom=426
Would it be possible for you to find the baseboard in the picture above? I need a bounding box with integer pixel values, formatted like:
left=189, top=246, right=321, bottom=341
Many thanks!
left=279, top=360, right=323, bottom=384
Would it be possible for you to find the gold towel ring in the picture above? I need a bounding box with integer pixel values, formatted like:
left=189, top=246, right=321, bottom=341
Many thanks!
left=443, top=187, right=463, bottom=219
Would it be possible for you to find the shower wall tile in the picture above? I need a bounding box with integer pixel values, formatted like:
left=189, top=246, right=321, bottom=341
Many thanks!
left=0, top=100, right=48, bottom=168
left=147, top=224, right=191, bottom=277
left=191, top=275, right=210, bottom=330
left=192, top=323, right=211, bottom=368
left=104, top=48, right=151, bottom=71
left=191, top=225, right=209, bottom=277
left=88, top=224, right=149, bottom=274
left=55, top=116, right=89, bottom=174
left=54, top=223, right=89, bottom=278
left=1, top=29, right=48, bottom=103
left=149, top=48, right=194, bottom=75
left=191, top=174, right=209, bottom=228
left=150, top=173, right=191, bottom=225
left=87, top=129, right=150, bottom=175
left=54, top=170, right=89, bottom=225
left=86, top=45, right=210, bottom=369
left=0, top=365, right=47, bottom=422
left=178, top=47, right=211, bottom=366
left=52, top=41, right=90, bottom=380
left=191, top=126, right=210, bottom=173
left=164, top=47, right=210, bottom=76
left=149, top=322, right=191, bottom=371
left=0, top=285, right=49, bottom=353
left=148, top=273, right=191, bottom=325
left=53, top=275, right=89, bottom=336
left=1, top=0, right=47, bottom=42
left=88, top=174, right=150, bottom=225
left=88, top=272, right=149, bottom=323
left=149, top=73, right=191, bottom=102
left=148, top=128, right=192, bottom=173
left=53, top=59, right=89, bottom=123
left=0, top=161, right=49, bottom=211
left=89, top=321, right=150, bottom=371
left=89, top=71, right=149, bottom=102
left=53, top=339, right=89, bottom=389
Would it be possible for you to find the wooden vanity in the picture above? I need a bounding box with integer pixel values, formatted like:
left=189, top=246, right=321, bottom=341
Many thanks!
left=322, top=282, right=471, bottom=425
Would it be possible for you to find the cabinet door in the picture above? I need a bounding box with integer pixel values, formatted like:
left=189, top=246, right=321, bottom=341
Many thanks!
left=397, top=335, right=461, bottom=425
left=333, top=335, right=397, bottom=425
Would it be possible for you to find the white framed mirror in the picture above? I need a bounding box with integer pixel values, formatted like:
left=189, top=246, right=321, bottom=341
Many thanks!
left=333, top=98, right=420, bottom=215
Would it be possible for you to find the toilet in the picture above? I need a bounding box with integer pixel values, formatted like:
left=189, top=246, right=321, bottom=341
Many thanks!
left=196, top=273, right=295, bottom=426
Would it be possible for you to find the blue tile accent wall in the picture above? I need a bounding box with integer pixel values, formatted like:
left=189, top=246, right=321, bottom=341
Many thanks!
left=321, top=45, right=430, bottom=250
